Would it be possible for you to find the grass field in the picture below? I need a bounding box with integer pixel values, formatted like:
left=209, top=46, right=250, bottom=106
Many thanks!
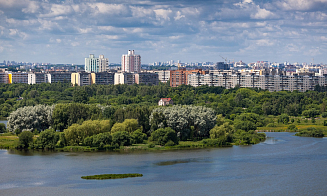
left=0, top=135, right=19, bottom=149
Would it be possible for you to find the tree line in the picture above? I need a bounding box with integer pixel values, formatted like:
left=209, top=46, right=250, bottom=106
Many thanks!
left=1, top=83, right=327, bottom=120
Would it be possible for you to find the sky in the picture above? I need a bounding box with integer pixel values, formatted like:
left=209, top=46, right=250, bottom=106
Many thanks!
left=0, top=0, right=327, bottom=65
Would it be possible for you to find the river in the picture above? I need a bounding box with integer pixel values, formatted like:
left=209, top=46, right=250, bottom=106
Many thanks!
left=0, top=132, right=326, bottom=196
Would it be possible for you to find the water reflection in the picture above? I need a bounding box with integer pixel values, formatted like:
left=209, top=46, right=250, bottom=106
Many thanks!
left=262, top=137, right=278, bottom=144
left=154, top=158, right=210, bottom=166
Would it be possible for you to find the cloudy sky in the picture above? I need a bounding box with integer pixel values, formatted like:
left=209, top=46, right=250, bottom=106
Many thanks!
left=0, top=0, right=327, bottom=65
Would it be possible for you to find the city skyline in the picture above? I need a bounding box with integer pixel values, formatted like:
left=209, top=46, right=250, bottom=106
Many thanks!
left=0, top=0, right=327, bottom=64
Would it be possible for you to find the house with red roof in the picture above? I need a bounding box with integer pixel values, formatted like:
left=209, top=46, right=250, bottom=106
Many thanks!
left=158, top=98, right=173, bottom=106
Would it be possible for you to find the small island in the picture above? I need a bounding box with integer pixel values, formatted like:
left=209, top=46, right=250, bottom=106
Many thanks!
left=81, top=173, right=143, bottom=180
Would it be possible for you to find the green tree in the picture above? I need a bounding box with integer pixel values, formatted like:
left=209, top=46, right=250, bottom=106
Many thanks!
left=34, top=129, right=59, bottom=149
left=0, top=123, right=6, bottom=133
left=279, top=114, right=290, bottom=124
left=73, top=89, right=89, bottom=103
left=149, top=127, right=179, bottom=146
left=64, top=120, right=112, bottom=145
left=210, top=122, right=234, bottom=142
left=111, top=131, right=132, bottom=146
left=18, top=131, right=34, bottom=148
left=131, top=129, right=147, bottom=144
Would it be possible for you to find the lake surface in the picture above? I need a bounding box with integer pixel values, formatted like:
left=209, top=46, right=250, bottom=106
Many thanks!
left=0, top=120, right=7, bottom=128
left=0, top=132, right=326, bottom=196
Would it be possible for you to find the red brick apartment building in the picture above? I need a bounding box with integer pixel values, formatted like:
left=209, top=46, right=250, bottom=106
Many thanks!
left=170, top=69, right=208, bottom=87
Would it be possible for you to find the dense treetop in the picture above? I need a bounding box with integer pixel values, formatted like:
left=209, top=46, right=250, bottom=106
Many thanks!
left=1, top=82, right=327, bottom=120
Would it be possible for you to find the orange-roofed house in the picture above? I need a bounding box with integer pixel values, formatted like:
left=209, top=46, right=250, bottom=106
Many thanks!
left=158, top=98, right=173, bottom=106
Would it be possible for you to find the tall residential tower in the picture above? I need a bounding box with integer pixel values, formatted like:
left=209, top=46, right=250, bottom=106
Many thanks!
left=121, top=50, right=141, bottom=73
left=85, top=54, right=108, bottom=73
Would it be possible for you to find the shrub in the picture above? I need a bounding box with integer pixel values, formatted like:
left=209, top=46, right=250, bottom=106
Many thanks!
left=148, top=143, right=155, bottom=148
left=165, top=140, right=175, bottom=146
left=279, top=114, right=289, bottom=124
left=287, top=124, right=297, bottom=131
left=0, top=123, right=6, bottom=133
left=295, top=128, right=324, bottom=137
left=34, top=129, right=59, bottom=149
left=266, top=123, right=276, bottom=127
left=131, top=129, right=147, bottom=144
left=18, top=131, right=34, bottom=148
left=111, top=131, right=132, bottom=146
left=149, top=127, right=179, bottom=146
left=324, top=120, right=327, bottom=126
left=322, top=112, right=327, bottom=118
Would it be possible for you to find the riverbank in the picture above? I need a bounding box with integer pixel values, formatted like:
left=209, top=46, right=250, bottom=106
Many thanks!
left=0, top=135, right=258, bottom=152
left=257, top=124, right=327, bottom=136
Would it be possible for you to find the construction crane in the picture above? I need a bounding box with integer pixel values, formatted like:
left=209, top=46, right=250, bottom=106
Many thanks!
left=219, top=55, right=228, bottom=64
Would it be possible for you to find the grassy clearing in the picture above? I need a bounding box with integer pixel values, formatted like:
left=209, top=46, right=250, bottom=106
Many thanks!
left=81, top=173, right=143, bottom=180
left=0, top=136, right=19, bottom=149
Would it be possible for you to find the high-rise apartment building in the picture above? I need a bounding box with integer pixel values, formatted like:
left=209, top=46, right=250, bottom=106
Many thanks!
left=134, top=72, right=159, bottom=85
left=121, top=50, right=141, bottom=73
left=85, top=54, right=108, bottom=73
left=71, top=72, right=95, bottom=86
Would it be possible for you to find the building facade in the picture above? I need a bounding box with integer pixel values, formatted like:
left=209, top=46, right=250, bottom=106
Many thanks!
left=170, top=69, right=208, bottom=87
left=134, top=72, right=159, bottom=85
left=7, top=72, right=28, bottom=84
left=28, top=73, right=47, bottom=84
left=94, top=72, right=114, bottom=85
left=187, top=72, right=327, bottom=92
left=114, top=72, right=134, bottom=85
left=47, top=72, right=72, bottom=83
left=121, top=50, right=141, bottom=73
left=71, top=72, right=95, bottom=86
left=85, top=54, right=108, bottom=73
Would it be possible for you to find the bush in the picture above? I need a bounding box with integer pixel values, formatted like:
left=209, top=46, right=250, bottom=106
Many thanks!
left=148, top=143, right=155, bottom=148
left=322, top=112, right=327, bottom=118
left=287, top=124, right=297, bottom=131
left=131, top=129, right=147, bottom=144
left=0, top=123, right=6, bottom=133
left=149, top=127, right=179, bottom=146
left=295, top=128, right=324, bottom=137
left=83, top=132, right=112, bottom=148
left=266, top=123, right=276, bottom=127
left=202, top=138, right=228, bottom=146
left=279, top=114, right=289, bottom=124
left=64, top=120, right=112, bottom=146
left=324, top=120, right=327, bottom=126
left=18, top=131, right=34, bottom=148
left=165, top=140, right=175, bottom=146
left=34, top=129, right=59, bottom=149
left=111, top=131, right=132, bottom=146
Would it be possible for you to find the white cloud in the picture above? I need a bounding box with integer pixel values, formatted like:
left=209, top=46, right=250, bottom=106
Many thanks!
left=251, top=7, right=275, bottom=19
left=22, top=1, right=39, bottom=13
left=174, top=11, right=185, bottom=20
left=256, top=39, right=275, bottom=46
left=276, top=0, right=327, bottom=11
left=40, top=4, right=73, bottom=17
left=88, top=3, right=128, bottom=15
left=130, top=6, right=153, bottom=18
left=9, top=29, right=18, bottom=36
left=154, top=9, right=173, bottom=21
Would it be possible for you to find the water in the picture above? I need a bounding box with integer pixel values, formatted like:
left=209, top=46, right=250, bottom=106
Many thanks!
left=0, top=120, right=7, bottom=128
left=0, top=132, right=326, bottom=196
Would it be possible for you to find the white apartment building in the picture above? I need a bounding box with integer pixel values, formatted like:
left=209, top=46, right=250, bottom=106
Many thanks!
left=28, top=73, right=47, bottom=84
left=187, top=73, right=327, bottom=92
left=121, top=50, right=141, bottom=73
left=114, top=72, right=134, bottom=85
left=85, top=54, right=108, bottom=73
